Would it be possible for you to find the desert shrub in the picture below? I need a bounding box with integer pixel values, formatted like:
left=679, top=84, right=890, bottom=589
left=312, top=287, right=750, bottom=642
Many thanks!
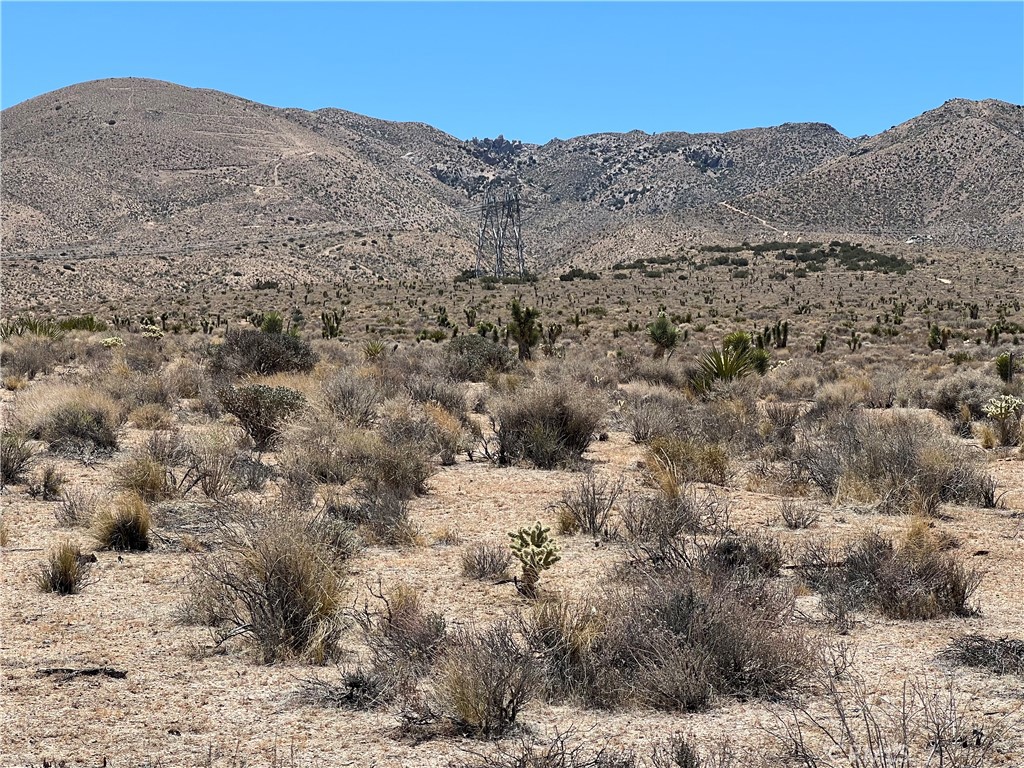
left=461, top=541, right=513, bottom=580
left=185, top=503, right=347, bottom=663
left=321, top=370, right=384, bottom=426
left=327, top=488, right=418, bottom=546
left=92, top=493, right=151, bottom=551
left=218, top=384, right=305, bottom=450
left=492, top=384, right=605, bottom=469
left=113, top=452, right=173, bottom=502
left=942, top=634, right=1024, bottom=676
left=798, top=525, right=981, bottom=621
left=19, top=385, right=121, bottom=450
left=165, top=358, right=209, bottom=399
left=129, top=403, right=174, bottom=430
left=796, top=410, right=996, bottom=511
left=446, top=334, right=518, bottom=381
left=623, top=388, right=691, bottom=443
left=406, top=374, right=467, bottom=420
left=648, top=436, right=731, bottom=488
left=37, top=540, right=94, bottom=595
left=928, top=368, right=1001, bottom=418
left=210, top=328, right=317, bottom=376
left=278, top=413, right=367, bottom=486
left=706, top=532, right=783, bottom=580
left=27, top=463, right=67, bottom=500
left=516, top=596, right=604, bottom=703
left=185, top=429, right=269, bottom=499
left=778, top=498, right=821, bottom=529
left=621, top=485, right=729, bottom=543
left=760, top=401, right=801, bottom=446
left=1, top=431, right=35, bottom=487
left=522, top=575, right=805, bottom=711
left=300, top=668, right=398, bottom=711
left=464, top=729, right=646, bottom=768
left=768, top=670, right=1001, bottom=768
left=101, top=368, right=176, bottom=411
left=358, top=584, right=447, bottom=674
left=556, top=472, right=624, bottom=537
left=0, top=334, right=65, bottom=380
left=356, top=434, right=434, bottom=499
left=55, top=487, right=98, bottom=527
left=433, top=619, right=540, bottom=738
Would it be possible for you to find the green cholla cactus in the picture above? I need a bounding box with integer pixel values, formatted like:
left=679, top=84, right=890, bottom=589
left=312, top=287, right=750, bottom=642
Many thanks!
left=508, top=521, right=560, bottom=598
left=982, top=395, right=1023, bottom=447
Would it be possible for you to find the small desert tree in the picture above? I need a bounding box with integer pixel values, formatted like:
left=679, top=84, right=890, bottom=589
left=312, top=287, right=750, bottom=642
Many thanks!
left=647, top=311, right=679, bottom=359
left=506, top=299, right=541, bottom=361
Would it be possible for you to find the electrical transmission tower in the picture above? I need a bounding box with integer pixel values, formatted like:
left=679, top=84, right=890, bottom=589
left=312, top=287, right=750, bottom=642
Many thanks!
left=475, top=185, right=526, bottom=279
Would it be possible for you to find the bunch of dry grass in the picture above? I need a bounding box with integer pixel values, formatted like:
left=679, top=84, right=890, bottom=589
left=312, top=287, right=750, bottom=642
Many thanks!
left=92, top=493, right=152, bottom=551
left=55, top=487, right=99, bottom=527
left=461, top=541, right=513, bottom=580
left=16, top=383, right=122, bottom=450
left=185, top=502, right=348, bottom=663
left=113, top=452, right=173, bottom=502
left=647, top=436, right=732, bottom=489
left=432, top=619, right=539, bottom=738
left=37, top=540, right=94, bottom=595
left=128, top=403, right=175, bottom=430
left=0, top=430, right=35, bottom=487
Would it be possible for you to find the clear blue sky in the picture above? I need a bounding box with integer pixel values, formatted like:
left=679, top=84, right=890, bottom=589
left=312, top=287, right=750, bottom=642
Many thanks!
left=2, top=2, right=1021, bottom=142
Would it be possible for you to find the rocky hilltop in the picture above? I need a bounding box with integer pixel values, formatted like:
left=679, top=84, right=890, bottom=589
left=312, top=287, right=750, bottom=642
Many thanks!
left=3, top=79, right=1021, bottom=274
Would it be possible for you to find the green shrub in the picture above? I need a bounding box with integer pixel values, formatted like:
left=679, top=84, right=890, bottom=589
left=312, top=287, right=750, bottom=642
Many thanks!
left=211, top=329, right=318, bottom=376
left=218, top=384, right=305, bottom=450
left=445, top=334, right=517, bottom=381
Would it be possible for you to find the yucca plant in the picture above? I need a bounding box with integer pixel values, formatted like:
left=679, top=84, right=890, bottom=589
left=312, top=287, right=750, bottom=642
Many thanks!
left=692, top=346, right=752, bottom=393
left=995, top=352, right=1015, bottom=383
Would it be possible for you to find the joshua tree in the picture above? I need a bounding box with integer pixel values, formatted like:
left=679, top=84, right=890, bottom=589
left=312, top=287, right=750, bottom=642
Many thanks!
left=506, top=299, right=542, bottom=360
left=647, top=311, right=679, bottom=359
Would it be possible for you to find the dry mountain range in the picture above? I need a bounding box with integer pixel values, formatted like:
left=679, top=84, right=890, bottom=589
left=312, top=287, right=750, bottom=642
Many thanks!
left=2, top=78, right=1022, bottom=276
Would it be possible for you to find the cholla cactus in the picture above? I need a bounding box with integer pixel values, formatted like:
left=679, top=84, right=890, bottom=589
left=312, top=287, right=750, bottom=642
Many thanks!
left=140, top=324, right=164, bottom=340
left=982, top=395, right=1023, bottom=446
left=508, top=521, right=560, bottom=599
left=100, top=336, right=124, bottom=348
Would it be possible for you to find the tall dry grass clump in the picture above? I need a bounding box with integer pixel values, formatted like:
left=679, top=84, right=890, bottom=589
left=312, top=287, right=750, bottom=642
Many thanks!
left=185, top=502, right=349, bottom=663
left=16, top=383, right=122, bottom=450
left=92, top=493, right=152, bottom=551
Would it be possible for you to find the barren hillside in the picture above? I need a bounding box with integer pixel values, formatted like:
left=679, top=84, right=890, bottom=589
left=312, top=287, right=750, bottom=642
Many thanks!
left=2, top=79, right=1021, bottom=274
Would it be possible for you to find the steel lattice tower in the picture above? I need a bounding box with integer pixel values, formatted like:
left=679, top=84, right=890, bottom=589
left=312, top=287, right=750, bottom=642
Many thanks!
left=475, top=185, right=526, bottom=279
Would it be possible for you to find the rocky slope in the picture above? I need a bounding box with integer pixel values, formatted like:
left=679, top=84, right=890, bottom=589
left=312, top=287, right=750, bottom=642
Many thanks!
left=2, top=79, right=1021, bottom=274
